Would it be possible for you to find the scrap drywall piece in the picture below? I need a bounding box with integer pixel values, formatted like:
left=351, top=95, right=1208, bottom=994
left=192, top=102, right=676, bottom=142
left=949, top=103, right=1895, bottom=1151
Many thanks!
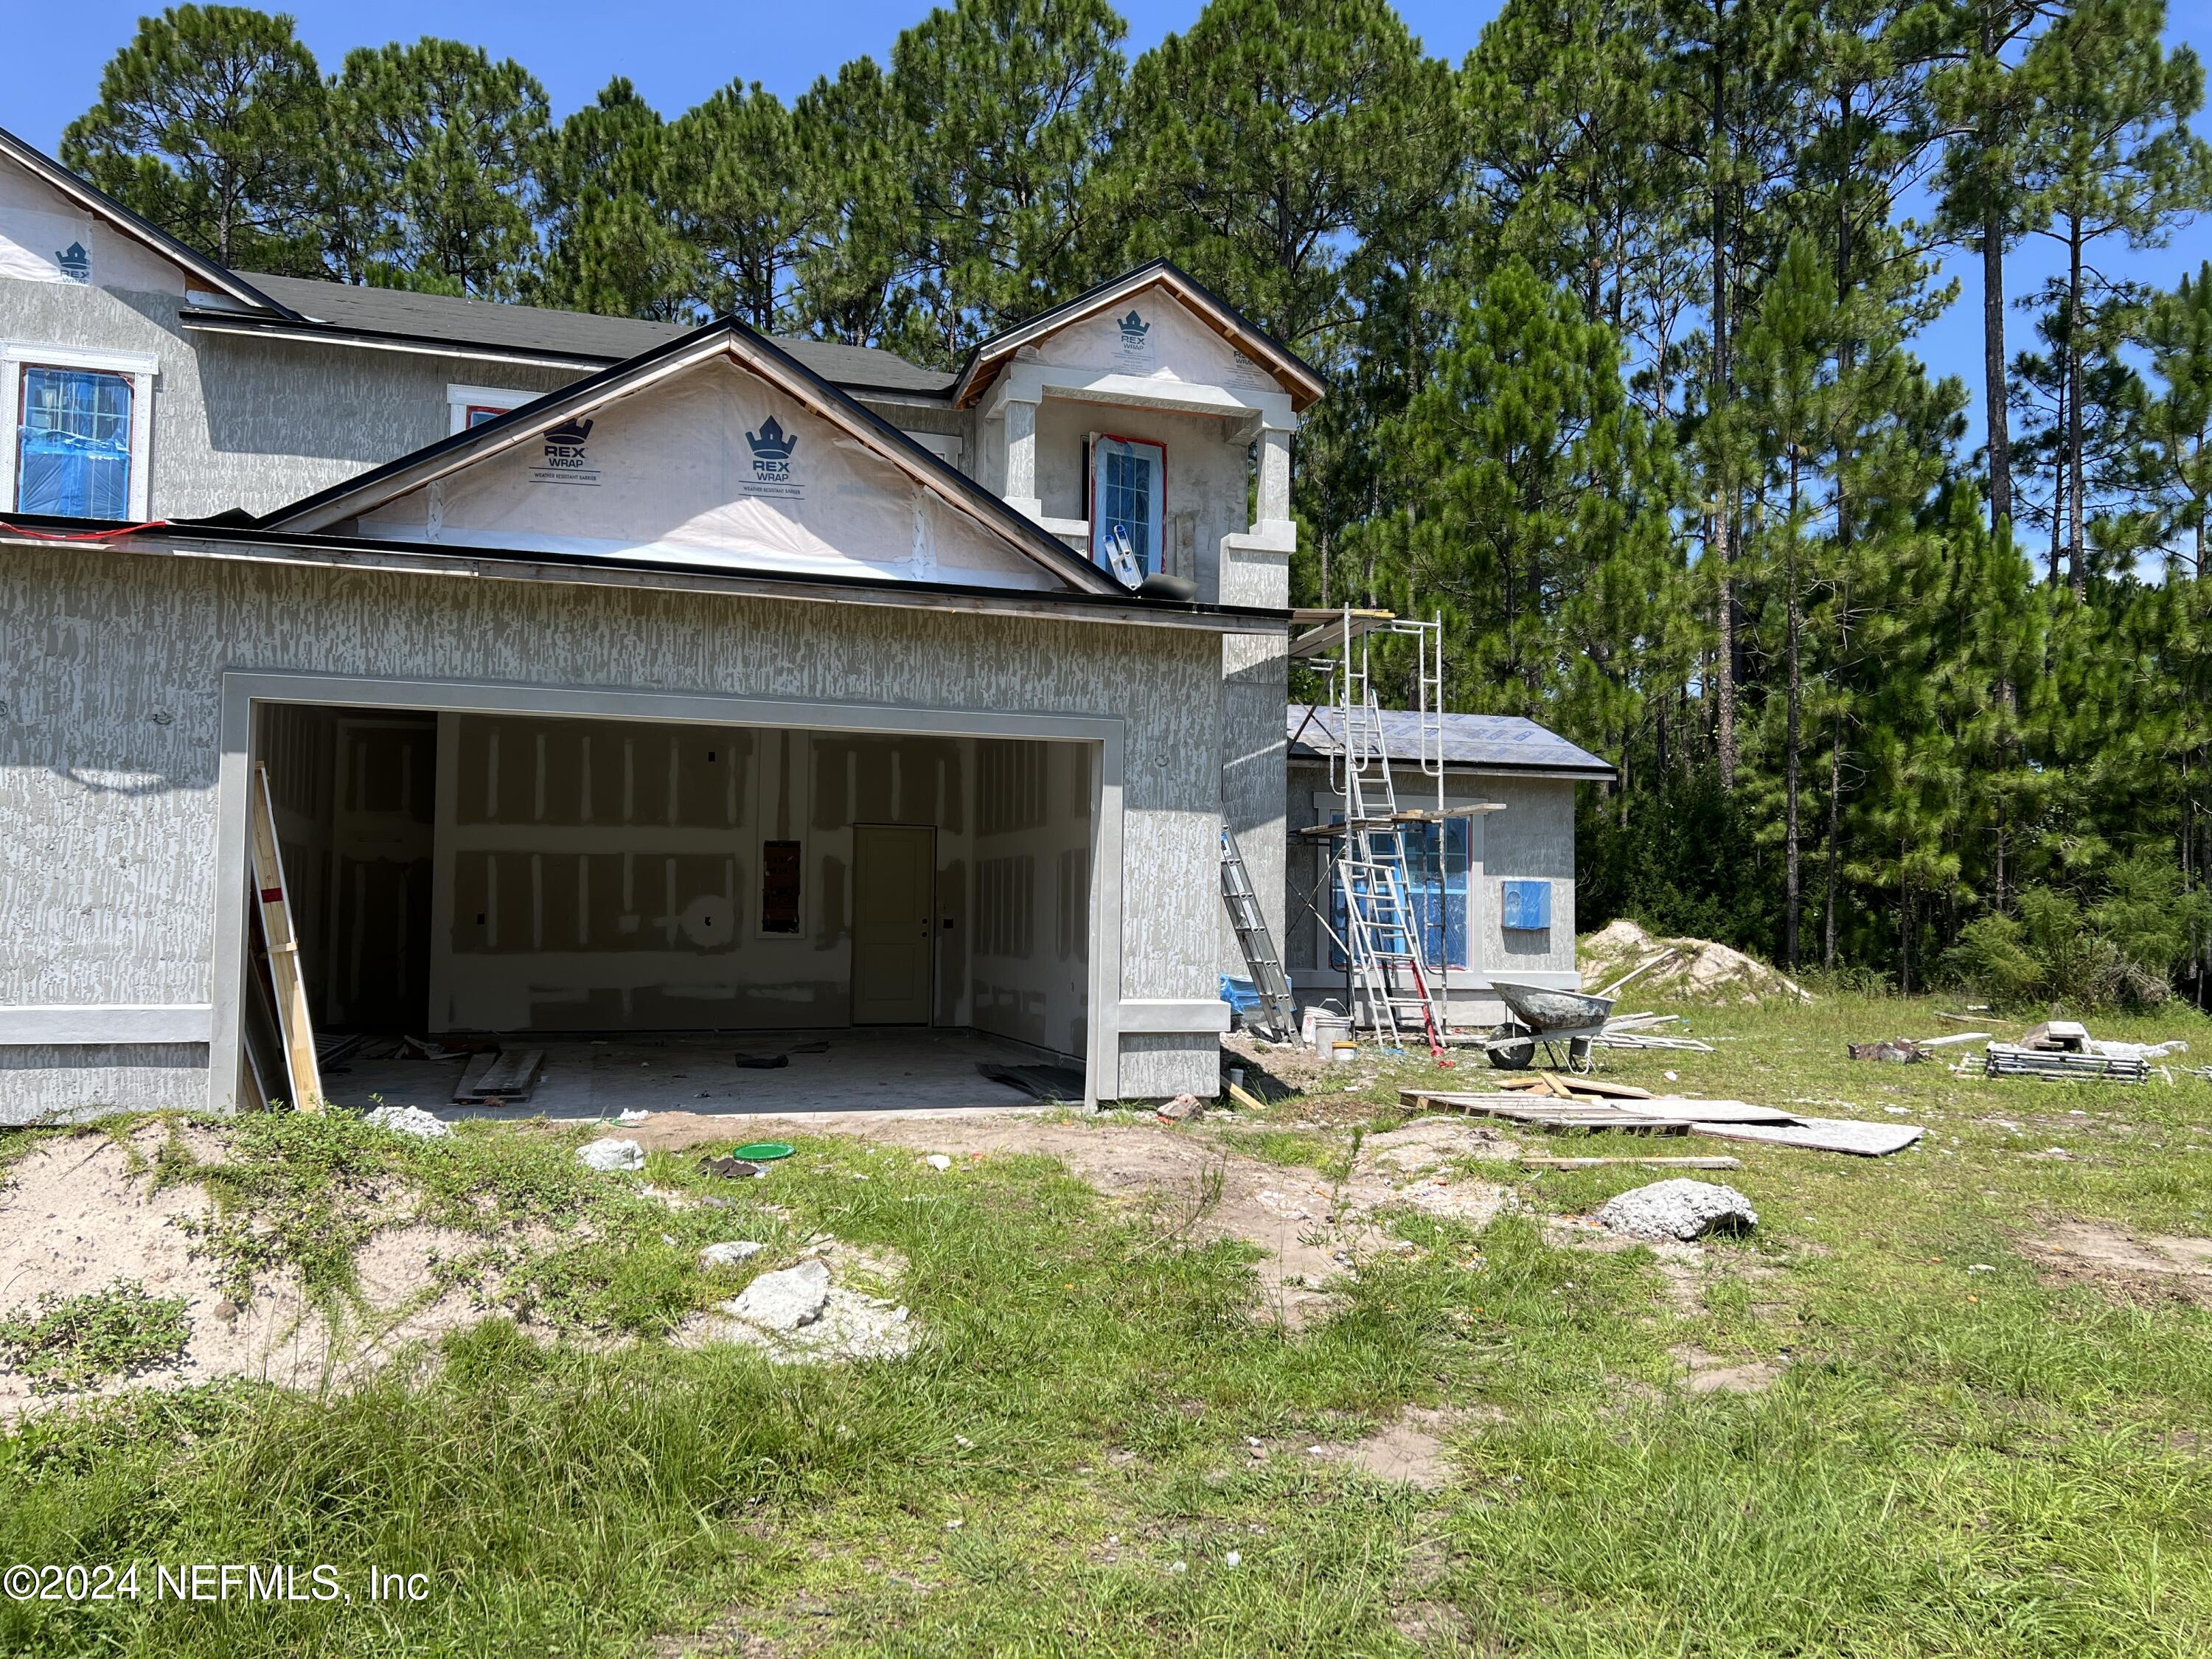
left=1685, top=1116, right=1925, bottom=1157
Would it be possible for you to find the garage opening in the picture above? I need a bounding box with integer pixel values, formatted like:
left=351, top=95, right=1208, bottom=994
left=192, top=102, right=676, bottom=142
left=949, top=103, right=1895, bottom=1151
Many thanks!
left=243, top=701, right=1096, bottom=1116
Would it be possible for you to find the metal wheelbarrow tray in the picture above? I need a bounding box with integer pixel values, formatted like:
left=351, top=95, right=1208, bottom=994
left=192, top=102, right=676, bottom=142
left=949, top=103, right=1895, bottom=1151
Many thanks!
left=1484, top=980, right=1616, bottom=1072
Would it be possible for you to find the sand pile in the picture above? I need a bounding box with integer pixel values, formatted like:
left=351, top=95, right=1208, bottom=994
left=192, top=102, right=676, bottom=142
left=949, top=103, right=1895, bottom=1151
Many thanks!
left=1579, top=919, right=1811, bottom=1006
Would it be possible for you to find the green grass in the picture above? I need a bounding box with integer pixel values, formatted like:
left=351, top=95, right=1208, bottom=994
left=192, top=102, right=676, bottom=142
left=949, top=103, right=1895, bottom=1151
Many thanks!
left=3, top=992, right=2210, bottom=1655
left=0, top=1284, right=189, bottom=1395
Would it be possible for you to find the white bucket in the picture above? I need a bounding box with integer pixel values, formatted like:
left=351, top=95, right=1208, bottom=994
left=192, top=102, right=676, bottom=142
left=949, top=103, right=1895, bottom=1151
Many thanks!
left=1308, top=1012, right=1352, bottom=1052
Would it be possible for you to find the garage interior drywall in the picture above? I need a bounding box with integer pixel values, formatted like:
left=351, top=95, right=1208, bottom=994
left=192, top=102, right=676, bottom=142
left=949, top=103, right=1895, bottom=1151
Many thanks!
left=253, top=703, right=1094, bottom=1063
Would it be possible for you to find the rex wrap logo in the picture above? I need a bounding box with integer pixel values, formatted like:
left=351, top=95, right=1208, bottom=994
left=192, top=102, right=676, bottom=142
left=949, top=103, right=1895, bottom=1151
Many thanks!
left=530, top=417, right=599, bottom=486
left=1113, top=307, right=1154, bottom=366
left=55, top=241, right=91, bottom=283
left=743, top=415, right=803, bottom=498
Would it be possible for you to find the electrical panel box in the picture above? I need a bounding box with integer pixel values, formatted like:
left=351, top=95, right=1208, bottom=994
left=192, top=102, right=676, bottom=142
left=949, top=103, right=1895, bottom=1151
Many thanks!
left=1500, top=879, right=1552, bottom=931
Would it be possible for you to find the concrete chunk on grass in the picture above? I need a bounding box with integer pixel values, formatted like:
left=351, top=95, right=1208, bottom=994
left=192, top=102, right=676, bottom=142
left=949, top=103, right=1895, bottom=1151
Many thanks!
left=576, top=1138, right=644, bottom=1172
left=1596, top=1178, right=1759, bottom=1242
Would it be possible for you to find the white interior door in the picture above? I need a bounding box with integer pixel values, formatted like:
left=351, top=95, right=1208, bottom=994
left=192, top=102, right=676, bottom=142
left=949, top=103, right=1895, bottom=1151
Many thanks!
left=852, top=824, right=934, bottom=1025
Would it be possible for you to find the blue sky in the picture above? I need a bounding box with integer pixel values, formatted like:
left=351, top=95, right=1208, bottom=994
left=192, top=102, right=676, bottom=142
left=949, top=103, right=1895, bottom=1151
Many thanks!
left=7, top=0, right=2209, bottom=473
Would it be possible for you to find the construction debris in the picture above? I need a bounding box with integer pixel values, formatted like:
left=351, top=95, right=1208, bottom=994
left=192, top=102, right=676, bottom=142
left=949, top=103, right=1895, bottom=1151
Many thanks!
left=1400, top=1082, right=1925, bottom=1157
left=1688, top=1117, right=1924, bottom=1155
left=1520, top=1155, right=1742, bottom=1170
left=1156, top=1093, right=1203, bottom=1122
left=452, top=1048, right=545, bottom=1105
left=1579, top=919, right=1812, bottom=1006
left=1848, top=1032, right=1989, bottom=1063
left=1986, top=1045, right=2150, bottom=1083
left=1590, top=1012, right=1717, bottom=1053
left=576, top=1137, right=645, bottom=1172
left=363, top=1105, right=452, bottom=1139
left=1595, top=1179, right=1759, bottom=1241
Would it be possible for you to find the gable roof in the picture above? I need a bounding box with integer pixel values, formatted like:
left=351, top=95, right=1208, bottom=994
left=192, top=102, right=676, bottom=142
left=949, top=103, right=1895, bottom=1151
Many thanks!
left=1287, top=706, right=1615, bottom=780
left=262, top=312, right=1118, bottom=596
left=0, top=122, right=296, bottom=314
left=211, top=272, right=956, bottom=395
left=952, top=259, right=1326, bottom=412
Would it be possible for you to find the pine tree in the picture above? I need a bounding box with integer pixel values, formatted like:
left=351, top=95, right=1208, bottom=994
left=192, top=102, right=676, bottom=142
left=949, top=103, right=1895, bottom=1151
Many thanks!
left=325, top=38, right=549, bottom=299
left=891, top=0, right=1127, bottom=356
left=1110, top=0, right=1459, bottom=355
left=784, top=59, right=926, bottom=353
left=662, top=81, right=811, bottom=330
left=1931, top=1, right=2062, bottom=534
left=2135, top=262, right=2212, bottom=576
left=532, top=78, right=697, bottom=321
left=61, top=4, right=326, bottom=274
left=2015, top=0, right=2212, bottom=594
left=1354, top=260, right=1691, bottom=776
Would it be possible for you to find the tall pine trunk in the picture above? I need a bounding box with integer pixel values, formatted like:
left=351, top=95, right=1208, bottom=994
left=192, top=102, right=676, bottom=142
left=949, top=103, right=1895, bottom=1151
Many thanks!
left=1823, top=720, right=1842, bottom=968
left=1980, top=9, right=2012, bottom=530
left=1784, top=454, right=1803, bottom=970
left=2067, top=212, right=2087, bottom=597
left=1710, top=0, right=1738, bottom=790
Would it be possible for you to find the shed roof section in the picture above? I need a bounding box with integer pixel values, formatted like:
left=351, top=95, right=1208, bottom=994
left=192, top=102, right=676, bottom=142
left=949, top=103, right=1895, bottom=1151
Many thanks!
left=262, top=316, right=1116, bottom=596
left=219, top=271, right=957, bottom=394
left=1287, top=706, right=1615, bottom=779
left=953, top=260, right=1325, bottom=412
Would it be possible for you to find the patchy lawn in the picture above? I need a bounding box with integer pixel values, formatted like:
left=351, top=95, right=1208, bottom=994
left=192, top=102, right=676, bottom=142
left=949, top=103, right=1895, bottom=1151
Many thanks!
left=2, top=992, right=2209, bottom=1656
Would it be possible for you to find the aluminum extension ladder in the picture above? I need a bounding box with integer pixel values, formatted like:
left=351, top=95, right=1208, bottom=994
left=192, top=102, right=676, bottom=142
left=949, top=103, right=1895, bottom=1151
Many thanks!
left=1220, top=824, right=1298, bottom=1040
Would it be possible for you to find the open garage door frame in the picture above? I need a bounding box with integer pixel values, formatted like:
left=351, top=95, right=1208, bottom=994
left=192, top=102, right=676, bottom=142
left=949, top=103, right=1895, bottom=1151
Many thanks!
left=211, top=669, right=1127, bottom=1111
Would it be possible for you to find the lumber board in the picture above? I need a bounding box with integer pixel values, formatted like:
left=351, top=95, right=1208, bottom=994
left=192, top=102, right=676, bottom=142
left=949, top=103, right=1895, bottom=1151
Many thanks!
left=248, top=764, right=323, bottom=1112
left=1519, top=1155, right=1743, bottom=1170
left=1620, top=1098, right=1800, bottom=1124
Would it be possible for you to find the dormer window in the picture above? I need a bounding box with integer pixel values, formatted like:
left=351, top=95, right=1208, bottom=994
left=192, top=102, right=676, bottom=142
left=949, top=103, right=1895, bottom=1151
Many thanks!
left=1088, top=434, right=1164, bottom=580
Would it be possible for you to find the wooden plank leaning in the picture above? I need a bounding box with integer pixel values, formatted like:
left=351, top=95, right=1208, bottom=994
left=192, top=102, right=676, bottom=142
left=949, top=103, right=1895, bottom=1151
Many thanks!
left=248, top=762, right=324, bottom=1112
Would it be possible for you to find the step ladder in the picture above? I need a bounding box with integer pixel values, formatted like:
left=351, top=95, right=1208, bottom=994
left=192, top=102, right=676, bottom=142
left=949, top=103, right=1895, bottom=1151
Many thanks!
left=1220, top=824, right=1298, bottom=1041
left=1326, top=608, right=1447, bottom=1056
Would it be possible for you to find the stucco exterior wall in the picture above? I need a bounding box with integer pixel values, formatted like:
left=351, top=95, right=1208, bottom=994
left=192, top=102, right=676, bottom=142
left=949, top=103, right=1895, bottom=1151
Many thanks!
left=1284, top=761, right=1584, bottom=1024
left=1030, top=399, right=1249, bottom=599
left=0, top=276, right=580, bottom=519
left=0, top=546, right=1225, bottom=1119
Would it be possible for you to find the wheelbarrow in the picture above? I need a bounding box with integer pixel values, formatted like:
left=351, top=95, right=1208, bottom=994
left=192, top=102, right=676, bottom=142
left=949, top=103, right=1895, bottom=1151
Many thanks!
left=1483, top=981, right=1616, bottom=1074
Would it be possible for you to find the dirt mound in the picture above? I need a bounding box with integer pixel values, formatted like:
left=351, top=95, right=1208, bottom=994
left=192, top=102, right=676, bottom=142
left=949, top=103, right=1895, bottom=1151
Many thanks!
left=0, top=1129, right=518, bottom=1422
left=1580, top=918, right=1811, bottom=1006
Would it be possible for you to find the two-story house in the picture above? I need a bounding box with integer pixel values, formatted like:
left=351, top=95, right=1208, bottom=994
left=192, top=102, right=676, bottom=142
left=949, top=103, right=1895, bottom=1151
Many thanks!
left=0, top=121, right=1325, bottom=1120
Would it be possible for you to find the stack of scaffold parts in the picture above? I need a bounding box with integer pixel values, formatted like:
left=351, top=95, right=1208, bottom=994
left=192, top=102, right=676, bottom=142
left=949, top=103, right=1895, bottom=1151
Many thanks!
left=1399, top=1074, right=1927, bottom=1157
left=1975, top=1019, right=2180, bottom=1084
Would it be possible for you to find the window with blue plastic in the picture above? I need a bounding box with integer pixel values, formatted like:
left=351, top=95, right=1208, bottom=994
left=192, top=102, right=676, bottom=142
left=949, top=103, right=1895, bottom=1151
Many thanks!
left=1089, top=437, right=1163, bottom=577
left=1329, top=818, right=1470, bottom=972
left=1500, top=878, right=1552, bottom=931
left=16, top=365, right=133, bottom=518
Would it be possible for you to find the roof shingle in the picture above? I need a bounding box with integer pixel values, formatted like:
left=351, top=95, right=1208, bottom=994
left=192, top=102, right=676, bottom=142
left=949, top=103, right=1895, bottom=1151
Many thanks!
left=1287, top=705, right=1613, bottom=778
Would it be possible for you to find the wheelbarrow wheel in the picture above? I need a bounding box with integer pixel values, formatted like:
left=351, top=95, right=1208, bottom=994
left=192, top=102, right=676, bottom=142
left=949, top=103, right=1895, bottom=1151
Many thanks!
left=1487, top=1024, right=1536, bottom=1070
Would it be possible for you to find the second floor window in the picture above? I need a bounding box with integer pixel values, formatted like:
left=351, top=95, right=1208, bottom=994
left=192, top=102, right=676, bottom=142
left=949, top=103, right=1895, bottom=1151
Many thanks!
left=1089, top=435, right=1164, bottom=579
left=16, top=364, right=133, bottom=517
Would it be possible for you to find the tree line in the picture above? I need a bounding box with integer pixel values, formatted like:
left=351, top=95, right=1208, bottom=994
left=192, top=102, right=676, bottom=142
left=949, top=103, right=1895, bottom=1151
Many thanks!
left=65, top=0, right=2212, bottom=1004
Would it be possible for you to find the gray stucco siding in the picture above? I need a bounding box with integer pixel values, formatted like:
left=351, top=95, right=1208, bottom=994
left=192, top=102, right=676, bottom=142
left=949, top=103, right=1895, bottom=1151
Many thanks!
left=0, top=545, right=1227, bottom=1119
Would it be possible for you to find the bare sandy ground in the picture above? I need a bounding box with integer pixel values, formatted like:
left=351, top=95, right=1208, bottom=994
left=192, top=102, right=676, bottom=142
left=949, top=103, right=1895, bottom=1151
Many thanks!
left=627, top=1109, right=1519, bottom=1326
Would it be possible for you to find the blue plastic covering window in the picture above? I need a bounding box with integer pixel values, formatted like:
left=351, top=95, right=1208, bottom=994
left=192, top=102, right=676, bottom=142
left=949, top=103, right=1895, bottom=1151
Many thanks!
left=1329, top=818, right=1470, bottom=972
left=1089, top=438, right=1161, bottom=577
left=16, top=366, right=133, bottom=518
left=1500, top=878, right=1552, bottom=931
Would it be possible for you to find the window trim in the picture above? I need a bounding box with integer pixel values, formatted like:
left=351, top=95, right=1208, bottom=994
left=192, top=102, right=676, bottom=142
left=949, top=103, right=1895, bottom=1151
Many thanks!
left=446, top=382, right=532, bottom=434
left=0, top=342, right=157, bottom=521
left=1086, top=431, right=1165, bottom=579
